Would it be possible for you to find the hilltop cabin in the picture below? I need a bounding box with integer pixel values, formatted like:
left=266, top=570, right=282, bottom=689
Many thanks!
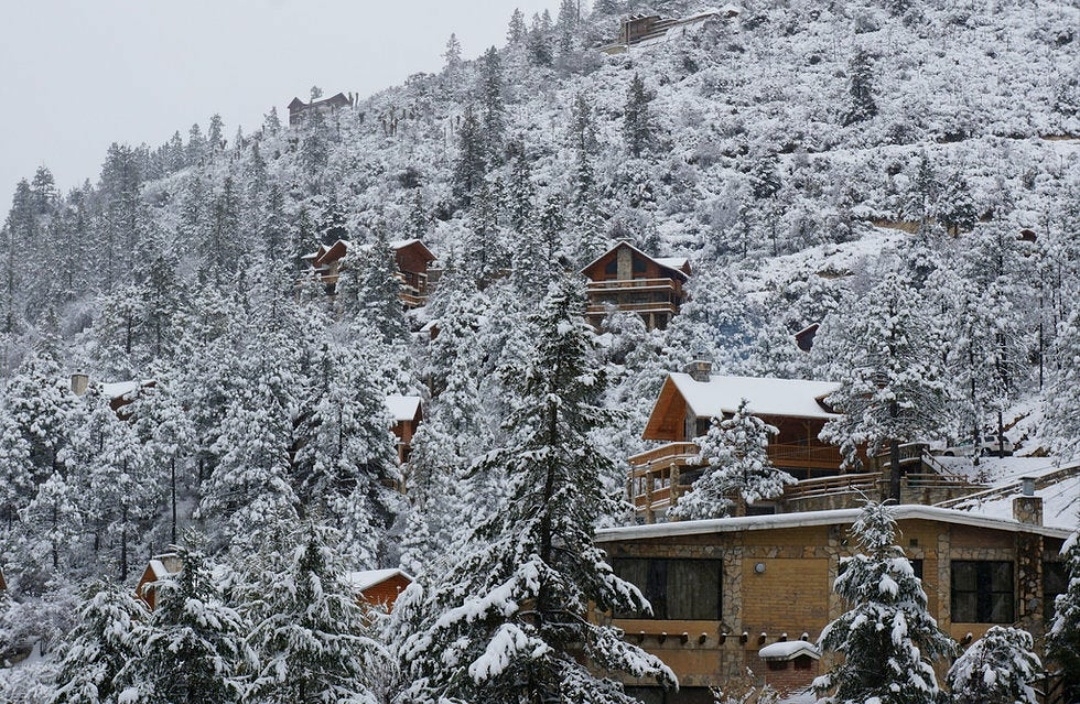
left=136, top=556, right=413, bottom=613
left=596, top=503, right=1069, bottom=701
left=600, top=7, right=736, bottom=54
left=302, top=238, right=437, bottom=309
left=387, top=394, right=422, bottom=465
left=287, top=92, right=353, bottom=127
left=345, top=568, right=413, bottom=613
left=582, top=241, right=690, bottom=330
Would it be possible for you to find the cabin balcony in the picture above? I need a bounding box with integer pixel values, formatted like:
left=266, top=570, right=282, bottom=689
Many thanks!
left=586, top=277, right=683, bottom=296
left=627, top=440, right=849, bottom=521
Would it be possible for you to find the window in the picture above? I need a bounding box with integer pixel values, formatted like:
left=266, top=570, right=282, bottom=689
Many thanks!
left=625, top=687, right=715, bottom=704
left=613, top=558, right=722, bottom=620
left=1045, top=561, right=1068, bottom=622
left=951, top=561, right=1014, bottom=623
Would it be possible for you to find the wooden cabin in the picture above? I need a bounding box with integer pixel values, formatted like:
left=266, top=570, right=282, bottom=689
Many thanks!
left=302, top=238, right=437, bottom=309
left=288, top=92, right=353, bottom=127
left=630, top=362, right=851, bottom=522
left=581, top=241, right=691, bottom=330
left=71, top=374, right=156, bottom=420
left=601, top=9, right=732, bottom=54
left=346, top=568, right=413, bottom=613
left=386, top=394, right=422, bottom=465
left=134, top=553, right=184, bottom=610
left=595, top=504, right=1069, bottom=701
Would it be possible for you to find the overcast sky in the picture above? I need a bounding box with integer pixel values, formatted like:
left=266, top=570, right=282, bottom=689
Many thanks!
left=1, top=0, right=565, bottom=202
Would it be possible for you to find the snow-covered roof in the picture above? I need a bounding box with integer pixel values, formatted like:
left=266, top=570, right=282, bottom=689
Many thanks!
left=595, top=505, right=1072, bottom=543
left=345, top=568, right=412, bottom=593
left=670, top=373, right=840, bottom=420
left=581, top=240, right=690, bottom=281
left=147, top=559, right=172, bottom=580
left=654, top=256, right=689, bottom=270
left=942, top=460, right=1080, bottom=532
left=758, top=640, right=820, bottom=661
left=99, top=380, right=149, bottom=400
left=385, top=395, right=422, bottom=423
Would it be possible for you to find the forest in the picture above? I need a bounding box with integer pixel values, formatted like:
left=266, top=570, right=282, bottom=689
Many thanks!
left=2, top=0, right=1080, bottom=701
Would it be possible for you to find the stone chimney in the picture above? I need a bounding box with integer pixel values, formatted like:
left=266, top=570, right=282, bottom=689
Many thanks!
left=1013, top=478, right=1043, bottom=526
left=71, top=373, right=89, bottom=396
left=685, top=359, right=712, bottom=383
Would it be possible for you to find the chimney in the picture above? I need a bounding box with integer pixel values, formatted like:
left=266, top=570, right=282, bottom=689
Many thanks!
left=685, top=359, right=712, bottom=383
left=1013, top=478, right=1042, bottom=526
left=71, top=373, right=89, bottom=396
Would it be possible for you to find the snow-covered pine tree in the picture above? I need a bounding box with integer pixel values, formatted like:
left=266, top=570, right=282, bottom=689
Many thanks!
left=623, top=73, right=656, bottom=158
left=813, top=501, right=954, bottom=704
left=1040, top=304, right=1080, bottom=457
left=820, top=271, right=948, bottom=500
left=51, top=581, right=148, bottom=704
left=946, top=625, right=1042, bottom=704
left=842, top=50, right=878, bottom=126
left=396, top=270, right=676, bottom=703
left=1048, top=525, right=1080, bottom=702
left=122, top=543, right=253, bottom=704
left=668, top=398, right=794, bottom=520
left=243, top=522, right=386, bottom=704
left=293, top=324, right=400, bottom=569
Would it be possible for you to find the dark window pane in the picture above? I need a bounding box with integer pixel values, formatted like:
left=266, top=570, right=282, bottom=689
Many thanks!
left=951, top=561, right=1014, bottom=623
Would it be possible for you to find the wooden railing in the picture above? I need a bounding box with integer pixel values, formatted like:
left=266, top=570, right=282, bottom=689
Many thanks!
left=767, top=442, right=844, bottom=468
left=586, top=277, right=681, bottom=292
left=781, top=473, right=883, bottom=502
left=629, top=442, right=700, bottom=470
left=586, top=301, right=678, bottom=316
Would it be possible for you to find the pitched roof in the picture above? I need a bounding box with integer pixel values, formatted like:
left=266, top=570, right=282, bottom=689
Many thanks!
left=758, top=640, right=820, bottom=661
left=581, top=240, right=691, bottom=281
left=385, top=395, right=422, bottom=423
left=595, top=505, right=1072, bottom=543
left=345, top=568, right=413, bottom=593
left=669, top=373, right=839, bottom=420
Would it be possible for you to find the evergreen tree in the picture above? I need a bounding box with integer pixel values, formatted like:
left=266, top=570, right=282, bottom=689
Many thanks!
left=1044, top=305, right=1080, bottom=457
left=820, top=272, right=948, bottom=499
left=507, top=8, right=526, bottom=45
left=843, top=50, right=878, bottom=126
left=947, top=626, right=1042, bottom=704
left=452, top=104, right=487, bottom=207
left=51, top=581, right=148, bottom=704
left=244, top=523, right=386, bottom=704
left=478, top=46, right=507, bottom=163
left=623, top=73, right=656, bottom=158
left=397, top=271, right=676, bottom=703
left=668, top=399, right=794, bottom=520
left=1048, top=527, right=1080, bottom=702
left=124, top=544, right=253, bottom=704
left=813, top=502, right=954, bottom=704
left=294, top=326, right=400, bottom=568
left=937, top=171, right=977, bottom=237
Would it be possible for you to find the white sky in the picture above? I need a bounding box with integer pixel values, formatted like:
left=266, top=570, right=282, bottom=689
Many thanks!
left=0, top=0, right=565, bottom=203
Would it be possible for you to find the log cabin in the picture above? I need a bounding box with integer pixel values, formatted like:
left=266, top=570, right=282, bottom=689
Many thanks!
left=136, top=556, right=413, bottom=613
left=287, top=92, right=353, bottom=127
left=386, top=394, right=422, bottom=465
left=581, top=241, right=690, bottom=330
left=302, top=238, right=437, bottom=309
left=134, top=552, right=184, bottom=610
left=595, top=503, right=1070, bottom=702
left=344, top=568, right=413, bottom=613
left=630, top=361, right=852, bottom=522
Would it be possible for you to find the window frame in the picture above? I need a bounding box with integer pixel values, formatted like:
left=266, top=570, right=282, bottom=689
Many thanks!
left=950, top=560, right=1014, bottom=624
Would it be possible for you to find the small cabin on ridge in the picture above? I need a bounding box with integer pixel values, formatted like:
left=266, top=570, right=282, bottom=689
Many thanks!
left=581, top=241, right=690, bottom=330
left=288, top=92, right=353, bottom=127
